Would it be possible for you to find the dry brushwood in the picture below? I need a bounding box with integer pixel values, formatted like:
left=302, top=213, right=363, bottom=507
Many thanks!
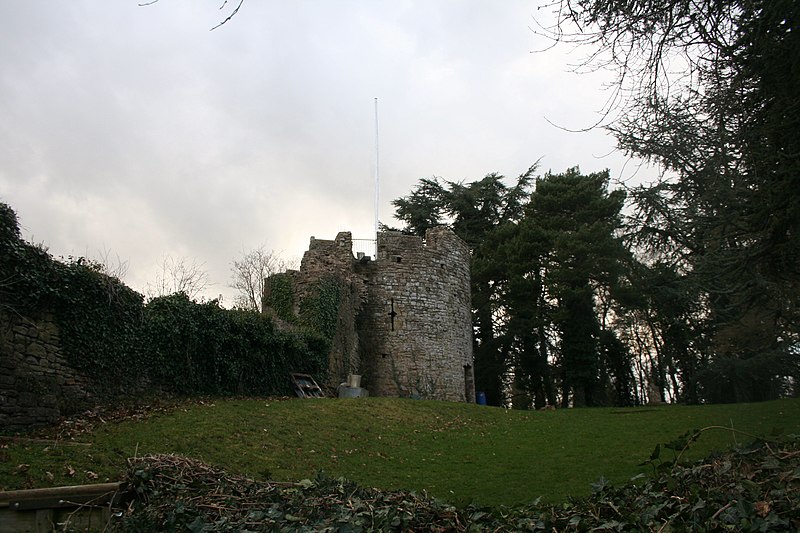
left=112, top=436, right=800, bottom=532
left=116, top=454, right=477, bottom=531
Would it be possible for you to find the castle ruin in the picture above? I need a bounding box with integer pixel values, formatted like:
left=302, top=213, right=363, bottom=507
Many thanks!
left=264, top=227, right=475, bottom=402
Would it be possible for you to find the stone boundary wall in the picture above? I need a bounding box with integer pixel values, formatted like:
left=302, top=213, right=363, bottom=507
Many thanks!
left=0, top=311, right=92, bottom=431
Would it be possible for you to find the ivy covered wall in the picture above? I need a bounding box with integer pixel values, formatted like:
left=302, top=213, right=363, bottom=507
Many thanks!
left=264, top=233, right=364, bottom=390
left=0, top=203, right=328, bottom=432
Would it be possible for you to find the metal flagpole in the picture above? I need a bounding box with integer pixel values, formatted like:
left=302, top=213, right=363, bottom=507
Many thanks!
left=374, top=97, right=380, bottom=240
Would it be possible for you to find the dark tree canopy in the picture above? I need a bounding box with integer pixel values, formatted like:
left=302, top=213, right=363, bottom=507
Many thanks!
left=392, top=167, right=636, bottom=408
left=391, top=1, right=799, bottom=401
left=540, top=0, right=800, bottom=402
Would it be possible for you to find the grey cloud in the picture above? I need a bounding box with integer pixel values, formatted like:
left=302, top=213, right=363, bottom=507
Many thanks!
left=0, top=0, right=651, bottom=304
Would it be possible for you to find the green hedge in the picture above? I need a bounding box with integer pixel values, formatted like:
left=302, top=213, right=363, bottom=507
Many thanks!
left=145, top=294, right=327, bottom=396
left=1, top=202, right=328, bottom=401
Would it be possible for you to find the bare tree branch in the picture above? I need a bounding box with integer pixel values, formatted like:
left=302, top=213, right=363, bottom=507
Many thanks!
left=93, top=246, right=129, bottom=281
left=229, top=246, right=296, bottom=311
left=146, top=254, right=211, bottom=301
left=137, top=0, right=245, bottom=30
left=210, top=0, right=245, bottom=31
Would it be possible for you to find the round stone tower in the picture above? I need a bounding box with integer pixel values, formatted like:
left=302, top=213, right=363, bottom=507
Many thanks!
left=356, top=227, right=474, bottom=401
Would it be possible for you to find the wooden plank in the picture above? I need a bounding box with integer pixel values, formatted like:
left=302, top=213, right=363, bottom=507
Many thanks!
left=0, top=482, right=122, bottom=508
left=0, top=508, right=40, bottom=532
left=0, top=506, right=113, bottom=533
left=0, top=484, right=123, bottom=533
left=35, top=509, right=54, bottom=531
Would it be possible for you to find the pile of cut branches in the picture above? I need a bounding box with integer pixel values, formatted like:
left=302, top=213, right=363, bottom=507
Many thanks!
left=115, top=455, right=472, bottom=531
left=112, top=435, right=800, bottom=531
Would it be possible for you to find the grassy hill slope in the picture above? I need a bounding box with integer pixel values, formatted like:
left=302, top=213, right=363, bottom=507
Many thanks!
left=2, top=397, right=799, bottom=507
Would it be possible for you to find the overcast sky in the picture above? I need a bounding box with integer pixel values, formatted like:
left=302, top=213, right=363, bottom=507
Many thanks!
left=0, top=1, right=651, bottom=305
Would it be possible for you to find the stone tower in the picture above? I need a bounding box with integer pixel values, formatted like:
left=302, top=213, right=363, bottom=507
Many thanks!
left=264, top=227, right=474, bottom=402
left=356, top=228, right=474, bottom=401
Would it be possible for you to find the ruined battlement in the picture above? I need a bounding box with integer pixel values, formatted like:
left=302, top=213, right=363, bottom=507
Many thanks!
left=264, top=227, right=474, bottom=402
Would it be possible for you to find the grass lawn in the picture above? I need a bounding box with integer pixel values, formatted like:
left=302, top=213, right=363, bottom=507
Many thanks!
left=1, top=397, right=798, bottom=507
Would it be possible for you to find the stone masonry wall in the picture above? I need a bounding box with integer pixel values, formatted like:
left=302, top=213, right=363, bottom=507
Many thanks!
left=263, top=227, right=474, bottom=402
left=0, top=311, right=92, bottom=432
left=357, top=228, right=474, bottom=402
left=285, top=232, right=367, bottom=389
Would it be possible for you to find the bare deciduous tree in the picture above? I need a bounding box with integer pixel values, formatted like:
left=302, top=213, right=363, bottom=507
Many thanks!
left=147, top=254, right=211, bottom=301
left=93, top=246, right=129, bottom=282
left=229, top=246, right=295, bottom=312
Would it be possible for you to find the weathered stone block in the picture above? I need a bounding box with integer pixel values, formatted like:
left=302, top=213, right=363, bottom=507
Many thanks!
left=12, top=325, right=30, bottom=336
left=27, top=342, right=48, bottom=359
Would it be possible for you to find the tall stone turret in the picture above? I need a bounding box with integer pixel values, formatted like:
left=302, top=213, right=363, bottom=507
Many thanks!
left=356, top=228, right=473, bottom=401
